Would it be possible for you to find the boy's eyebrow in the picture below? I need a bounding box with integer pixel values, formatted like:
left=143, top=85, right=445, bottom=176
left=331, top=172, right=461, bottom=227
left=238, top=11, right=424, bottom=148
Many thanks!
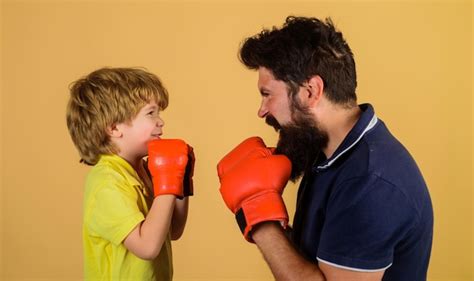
left=144, top=104, right=159, bottom=109
left=142, top=104, right=159, bottom=112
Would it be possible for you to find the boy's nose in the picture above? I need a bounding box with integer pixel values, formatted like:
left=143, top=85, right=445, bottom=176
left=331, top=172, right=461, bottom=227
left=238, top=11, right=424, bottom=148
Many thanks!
left=157, top=117, right=164, bottom=127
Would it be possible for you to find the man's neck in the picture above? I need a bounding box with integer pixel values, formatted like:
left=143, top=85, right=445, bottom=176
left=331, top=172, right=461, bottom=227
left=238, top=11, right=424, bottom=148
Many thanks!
left=320, top=103, right=361, bottom=159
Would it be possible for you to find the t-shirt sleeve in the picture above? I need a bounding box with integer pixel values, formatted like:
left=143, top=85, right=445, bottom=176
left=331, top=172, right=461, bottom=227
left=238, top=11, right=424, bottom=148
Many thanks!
left=86, top=183, right=145, bottom=245
left=316, top=175, right=417, bottom=271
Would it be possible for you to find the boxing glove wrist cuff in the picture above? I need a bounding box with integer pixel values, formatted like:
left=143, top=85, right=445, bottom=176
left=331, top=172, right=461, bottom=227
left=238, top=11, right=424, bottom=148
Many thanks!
left=235, top=191, right=288, bottom=243
left=181, top=179, right=193, bottom=199
left=152, top=177, right=184, bottom=198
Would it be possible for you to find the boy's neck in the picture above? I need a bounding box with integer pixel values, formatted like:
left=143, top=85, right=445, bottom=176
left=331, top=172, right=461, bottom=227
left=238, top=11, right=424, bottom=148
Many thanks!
left=118, top=152, right=142, bottom=172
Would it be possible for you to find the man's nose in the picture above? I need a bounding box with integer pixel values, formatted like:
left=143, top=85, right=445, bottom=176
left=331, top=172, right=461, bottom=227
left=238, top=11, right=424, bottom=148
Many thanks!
left=257, top=101, right=268, bottom=118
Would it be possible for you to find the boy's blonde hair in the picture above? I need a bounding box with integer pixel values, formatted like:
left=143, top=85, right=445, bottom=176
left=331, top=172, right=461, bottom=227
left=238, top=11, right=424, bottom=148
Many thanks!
left=66, top=67, right=169, bottom=165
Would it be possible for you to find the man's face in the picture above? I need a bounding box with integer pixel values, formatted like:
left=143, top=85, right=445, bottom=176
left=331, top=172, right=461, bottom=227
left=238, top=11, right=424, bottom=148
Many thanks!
left=257, top=67, right=328, bottom=181
left=257, top=67, right=293, bottom=128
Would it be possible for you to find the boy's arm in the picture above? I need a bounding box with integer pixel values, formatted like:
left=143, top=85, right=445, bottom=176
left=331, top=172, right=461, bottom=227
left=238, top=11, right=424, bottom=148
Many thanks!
left=170, top=142, right=193, bottom=240
left=124, top=195, right=176, bottom=260
left=171, top=197, right=189, bottom=240
left=125, top=139, right=189, bottom=259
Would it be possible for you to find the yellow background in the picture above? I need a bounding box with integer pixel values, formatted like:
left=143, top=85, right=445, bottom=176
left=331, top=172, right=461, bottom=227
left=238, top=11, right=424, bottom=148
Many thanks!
left=1, top=0, right=472, bottom=280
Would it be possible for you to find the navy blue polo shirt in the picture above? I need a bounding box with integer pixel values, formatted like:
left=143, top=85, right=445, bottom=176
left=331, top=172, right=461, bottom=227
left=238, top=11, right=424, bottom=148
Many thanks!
left=292, top=104, right=433, bottom=280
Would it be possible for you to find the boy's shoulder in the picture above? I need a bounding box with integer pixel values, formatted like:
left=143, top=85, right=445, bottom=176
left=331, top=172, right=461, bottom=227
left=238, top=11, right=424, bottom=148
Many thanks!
left=86, top=156, right=126, bottom=184
left=84, top=155, right=144, bottom=198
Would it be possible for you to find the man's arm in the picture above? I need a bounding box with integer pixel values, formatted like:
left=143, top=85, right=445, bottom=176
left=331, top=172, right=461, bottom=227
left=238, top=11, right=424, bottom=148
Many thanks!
left=252, top=222, right=325, bottom=281
left=252, top=222, right=385, bottom=281
left=217, top=137, right=385, bottom=281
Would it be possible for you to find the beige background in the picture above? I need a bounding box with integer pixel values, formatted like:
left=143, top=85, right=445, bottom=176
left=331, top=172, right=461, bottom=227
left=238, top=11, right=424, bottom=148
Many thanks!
left=1, top=0, right=473, bottom=280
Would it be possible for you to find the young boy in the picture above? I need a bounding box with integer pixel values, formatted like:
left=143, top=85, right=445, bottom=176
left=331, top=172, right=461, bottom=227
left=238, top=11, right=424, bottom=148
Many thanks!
left=66, top=67, right=194, bottom=280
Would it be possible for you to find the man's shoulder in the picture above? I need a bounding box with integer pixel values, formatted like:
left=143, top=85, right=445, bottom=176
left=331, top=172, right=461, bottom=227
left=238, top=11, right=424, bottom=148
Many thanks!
left=344, top=126, right=431, bottom=216
left=363, top=126, right=424, bottom=185
left=325, top=123, right=427, bottom=194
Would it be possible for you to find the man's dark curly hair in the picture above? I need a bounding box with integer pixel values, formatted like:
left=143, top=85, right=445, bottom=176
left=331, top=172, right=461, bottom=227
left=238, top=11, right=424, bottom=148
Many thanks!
left=239, top=16, right=357, bottom=106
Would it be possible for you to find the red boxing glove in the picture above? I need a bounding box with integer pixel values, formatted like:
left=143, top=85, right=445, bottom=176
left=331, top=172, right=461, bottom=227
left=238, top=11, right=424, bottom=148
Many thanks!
left=183, top=145, right=195, bottom=197
left=218, top=143, right=291, bottom=242
left=148, top=139, right=189, bottom=198
left=217, top=136, right=266, bottom=178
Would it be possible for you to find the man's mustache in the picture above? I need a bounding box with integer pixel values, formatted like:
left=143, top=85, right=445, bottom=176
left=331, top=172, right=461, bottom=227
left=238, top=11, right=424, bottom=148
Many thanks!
left=265, top=115, right=281, bottom=131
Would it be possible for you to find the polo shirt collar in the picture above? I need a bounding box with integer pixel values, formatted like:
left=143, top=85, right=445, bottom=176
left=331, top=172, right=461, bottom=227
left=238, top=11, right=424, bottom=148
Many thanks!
left=315, top=103, right=378, bottom=170
left=99, top=154, right=142, bottom=187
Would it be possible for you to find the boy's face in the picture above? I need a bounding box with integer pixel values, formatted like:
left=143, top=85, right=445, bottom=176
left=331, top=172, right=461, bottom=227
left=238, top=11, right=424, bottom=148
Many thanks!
left=116, top=100, right=164, bottom=159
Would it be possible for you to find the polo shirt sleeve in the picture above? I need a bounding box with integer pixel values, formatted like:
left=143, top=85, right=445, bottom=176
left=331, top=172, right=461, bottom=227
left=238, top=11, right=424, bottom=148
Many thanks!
left=316, top=175, right=418, bottom=271
left=86, top=183, right=145, bottom=246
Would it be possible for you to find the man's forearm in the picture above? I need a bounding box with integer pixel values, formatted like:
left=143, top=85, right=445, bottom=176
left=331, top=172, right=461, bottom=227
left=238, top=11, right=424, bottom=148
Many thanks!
left=252, top=222, right=326, bottom=281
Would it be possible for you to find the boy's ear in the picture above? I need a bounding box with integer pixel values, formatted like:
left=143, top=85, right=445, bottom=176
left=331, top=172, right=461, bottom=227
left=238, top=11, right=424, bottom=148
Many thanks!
left=300, top=75, right=324, bottom=107
left=107, top=123, right=123, bottom=138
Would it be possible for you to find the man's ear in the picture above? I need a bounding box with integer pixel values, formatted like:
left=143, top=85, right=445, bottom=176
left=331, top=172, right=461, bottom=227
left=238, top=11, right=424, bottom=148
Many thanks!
left=300, top=75, right=324, bottom=107
left=107, top=123, right=123, bottom=138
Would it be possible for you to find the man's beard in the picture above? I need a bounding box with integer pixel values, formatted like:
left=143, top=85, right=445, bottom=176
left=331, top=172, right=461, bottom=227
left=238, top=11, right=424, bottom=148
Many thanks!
left=266, top=109, right=328, bottom=182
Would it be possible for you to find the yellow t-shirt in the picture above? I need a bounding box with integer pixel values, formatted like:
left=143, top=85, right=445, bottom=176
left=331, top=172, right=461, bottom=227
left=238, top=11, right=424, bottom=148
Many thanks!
left=83, top=154, right=172, bottom=281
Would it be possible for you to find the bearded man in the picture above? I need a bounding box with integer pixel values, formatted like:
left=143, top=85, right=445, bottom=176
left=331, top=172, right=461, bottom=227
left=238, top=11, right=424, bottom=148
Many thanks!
left=217, top=16, right=433, bottom=281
